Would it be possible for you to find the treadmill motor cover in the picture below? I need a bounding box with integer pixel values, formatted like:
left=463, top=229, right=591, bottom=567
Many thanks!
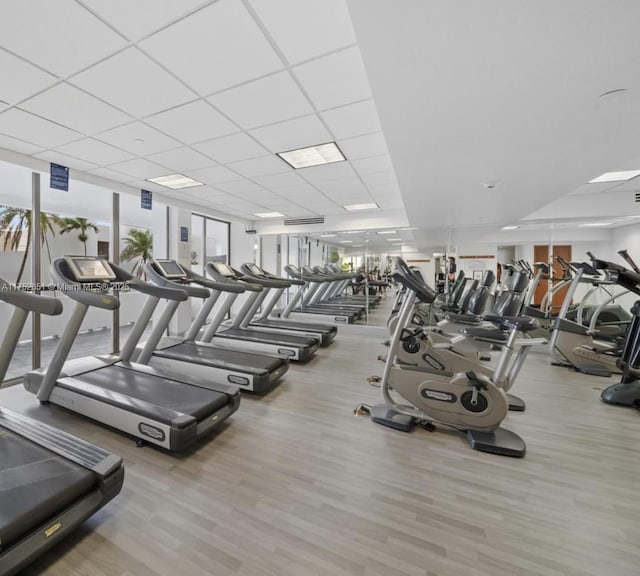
left=0, top=429, right=97, bottom=549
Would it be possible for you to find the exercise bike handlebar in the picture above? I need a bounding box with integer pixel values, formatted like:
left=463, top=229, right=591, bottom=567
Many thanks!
left=618, top=249, right=640, bottom=273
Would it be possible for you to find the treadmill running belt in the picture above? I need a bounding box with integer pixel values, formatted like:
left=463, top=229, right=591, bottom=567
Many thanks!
left=0, top=430, right=96, bottom=550
left=217, top=328, right=316, bottom=346
left=67, top=365, right=229, bottom=421
left=156, top=342, right=285, bottom=375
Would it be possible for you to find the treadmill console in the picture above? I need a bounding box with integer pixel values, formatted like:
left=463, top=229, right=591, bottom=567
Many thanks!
left=213, top=263, right=236, bottom=277
left=65, top=256, right=116, bottom=282
left=247, top=263, right=263, bottom=276
left=155, top=259, right=187, bottom=280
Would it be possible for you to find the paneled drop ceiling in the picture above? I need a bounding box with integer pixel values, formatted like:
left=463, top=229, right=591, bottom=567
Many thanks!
left=0, top=0, right=404, bottom=224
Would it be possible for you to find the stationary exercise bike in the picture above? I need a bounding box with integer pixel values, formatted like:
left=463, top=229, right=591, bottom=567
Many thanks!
left=368, top=258, right=534, bottom=457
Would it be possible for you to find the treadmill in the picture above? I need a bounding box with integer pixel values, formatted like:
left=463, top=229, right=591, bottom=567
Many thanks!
left=239, top=262, right=337, bottom=346
left=282, top=265, right=361, bottom=324
left=203, top=262, right=320, bottom=361
left=0, top=279, right=123, bottom=576
left=24, top=256, right=241, bottom=452
left=133, top=259, right=289, bottom=393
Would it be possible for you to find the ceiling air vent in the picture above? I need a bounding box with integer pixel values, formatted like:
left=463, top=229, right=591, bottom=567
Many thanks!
left=635, top=192, right=640, bottom=203
left=284, top=216, right=325, bottom=226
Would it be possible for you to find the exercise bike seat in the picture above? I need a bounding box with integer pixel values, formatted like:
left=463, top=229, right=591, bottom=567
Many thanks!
left=483, top=315, right=539, bottom=333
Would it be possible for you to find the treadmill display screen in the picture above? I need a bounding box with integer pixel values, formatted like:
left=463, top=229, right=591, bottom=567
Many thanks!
left=213, top=263, right=235, bottom=277
left=247, top=264, right=261, bottom=275
left=68, top=257, right=116, bottom=281
left=156, top=260, right=186, bottom=279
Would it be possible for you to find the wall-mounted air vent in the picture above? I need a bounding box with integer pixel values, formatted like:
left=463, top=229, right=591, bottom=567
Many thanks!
left=635, top=192, right=640, bottom=203
left=284, top=217, right=325, bottom=226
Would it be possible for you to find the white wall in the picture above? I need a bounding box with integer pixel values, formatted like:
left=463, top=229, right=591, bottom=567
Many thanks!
left=230, top=221, right=256, bottom=269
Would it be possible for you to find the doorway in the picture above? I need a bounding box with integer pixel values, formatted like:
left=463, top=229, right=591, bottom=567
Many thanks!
left=533, top=244, right=572, bottom=312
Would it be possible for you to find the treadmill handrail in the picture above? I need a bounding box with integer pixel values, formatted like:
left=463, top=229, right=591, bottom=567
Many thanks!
left=0, top=278, right=62, bottom=315
left=183, top=268, right=245, bottom=293
left=206, top=262, right=262, bottom=292
left=144, top=261, right=208, bottom=299
left=50, top=259, right=119, bottom=310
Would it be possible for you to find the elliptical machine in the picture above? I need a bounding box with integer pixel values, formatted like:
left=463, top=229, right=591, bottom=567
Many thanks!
left=368, top=258, right=535, bottom=457
left=593, top=254, right=640, bottom=407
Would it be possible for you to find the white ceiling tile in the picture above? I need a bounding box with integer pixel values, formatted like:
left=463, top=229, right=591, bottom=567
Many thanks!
left=56, top=138, right=135, bottom=166
left=86, top=166, right=137, bottom=183
left=321, top=99, right=381, bottom=139
left=33, top=150, right=98, bottom=172
left=185, top=187, right=234, bottom=200
left=107, top=158, right=168, bottom=180
left=0, top=133, right=44, bottom=155
left=145, top=100, right=238, bottom=144
left=209, top=71, right=313, bottom=129
left=70, top=48, right=195, bottom=117
left=316, top=177, right=367, bottom=194
left=253, top=171, right=307, bottom=189
left=96, top=122, right=180, bottom=155
left=238, top=190, right=283, bottom=203
left=227, top=155, right=290, bottom=178
left=249, top=115, right=331, bottom=152
left=193, top=132, right=267, bottom=164
left=299, top=161, right=356, bottom=183
left=272, top=184, right=318, bottom=200
left=145, top=147, right=213, bottom=172
left=352, top=154, right=394, bottom=175
left=185, top=165, right=240, bottom=185
left=0, top=0, right=126, bottom=78
left=140, top=1, right=283, bottom=95
left=19, top=83, right=132, bottom=135
left=0, top=109, right=82, bottom=148
left=293, top=47, right=371, bottom=111
left=0, top=50, right=57, bottom=104
left=338, top=132, right=388, bottom=160
left=81, top=0, right=210, bottom=41
left=248, top=0, right=356, bottom=65
left=360, top=170, right=398, bottom=187
left=215, top=179, right=264, bottom=194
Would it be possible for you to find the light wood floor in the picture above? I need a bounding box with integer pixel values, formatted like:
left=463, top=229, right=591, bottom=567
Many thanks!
left=3, top=294, right=640, bottom=576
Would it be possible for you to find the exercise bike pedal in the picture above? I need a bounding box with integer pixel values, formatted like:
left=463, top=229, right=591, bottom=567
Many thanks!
left=367, top=375, right=381, bottom=383
left=418, top=420, right=436, bottom=432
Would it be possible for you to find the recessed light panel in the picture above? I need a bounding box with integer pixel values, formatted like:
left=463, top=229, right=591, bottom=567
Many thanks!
left=146, top=173, right=204, bottom=189
left=343, top=202, right=379, bottom=211
left=578, top=222, right=612, bottom=227
left=320, top=233, right=337, bottom=237
left=501, top=225, right=519, bottom=230
left=277, top=142, right=345, bottom=169
left=339, top=240, right=353, bottom=243
left=342, top=230, right=363, bottom=234
left=254, top=212, right=284, bottom=218
left=588, top=170, right=640, bottom=183
left=386, top=237, right=403, bottom=241
left=377, top=230, right=397, bottom=235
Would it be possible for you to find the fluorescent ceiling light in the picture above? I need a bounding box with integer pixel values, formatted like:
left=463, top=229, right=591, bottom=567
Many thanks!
left=146, top=173, right=204, bottom=189
left=342, top=230, right=363, bottom=234
left=254, top=212, right=284, bottom=218
left=320, top=233, right=337, bottom=237
left=339, top=240, right=353, bottom=243
left=386, top=237, right=403, bottom=241
left=352, top=244, right=364, bottom=247
left=588, top=170, right=640, bottom=183
left=378, top=230, right=397, bottom=235
left=501, top=225, right=519, bottom=230
left=343, top=203, right=379, bottom=211
left=277, top=142, right=345, bottom=169
left=578, top=222, right=612, bottom=227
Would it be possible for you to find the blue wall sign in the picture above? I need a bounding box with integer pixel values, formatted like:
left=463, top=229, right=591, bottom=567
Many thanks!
left=50, top=163, right=69, bottom=191
left=141, top=189, right=153, bottom=210
left=180, top=226, right=189, bottom=242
